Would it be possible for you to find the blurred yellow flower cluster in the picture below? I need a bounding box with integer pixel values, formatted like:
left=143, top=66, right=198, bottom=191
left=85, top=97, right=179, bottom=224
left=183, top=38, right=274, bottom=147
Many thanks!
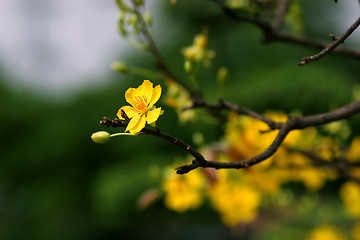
left=161, top=110, right=360, bottom=228
left=182, top=30, right=215, bottom=72
left=164, top=79, right=195, bottom=123
left=162, top=167, right=204, bottom=213
left=225, top=111, right=338, bottom=192
left=208, top=169, right=261, bottom=226
left=347, top=136, right=360, bottom=163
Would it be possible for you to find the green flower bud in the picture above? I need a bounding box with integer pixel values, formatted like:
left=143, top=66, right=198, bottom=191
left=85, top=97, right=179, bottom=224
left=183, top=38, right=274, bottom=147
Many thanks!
left=117, top=13, right=128, bottom=36
left=192, top=132, right=204, bottom=146
left=143, top=12, right=152, bottom=26
left=91, top=131, right=111, bottom=144
left=217, top=67, right=228, bottom=85
left=111, top=61, right=130, bottom=73
left=115, top=0, right=129, bottom=11
left=184, top=60, right=195, bottom=74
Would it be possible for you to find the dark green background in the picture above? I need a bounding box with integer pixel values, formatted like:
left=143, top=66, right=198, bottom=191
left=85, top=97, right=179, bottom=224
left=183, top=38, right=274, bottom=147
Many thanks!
left=1, top=1, right=359, bottom=239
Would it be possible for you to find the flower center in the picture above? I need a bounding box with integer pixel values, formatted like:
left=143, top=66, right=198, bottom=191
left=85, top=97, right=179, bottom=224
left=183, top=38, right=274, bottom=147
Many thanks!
left=133, top=95, right=148, bottom=113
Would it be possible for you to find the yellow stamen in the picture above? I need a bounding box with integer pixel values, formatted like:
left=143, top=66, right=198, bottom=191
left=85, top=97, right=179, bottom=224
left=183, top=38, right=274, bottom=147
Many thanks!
left=132, top=95, right=149, bottom=113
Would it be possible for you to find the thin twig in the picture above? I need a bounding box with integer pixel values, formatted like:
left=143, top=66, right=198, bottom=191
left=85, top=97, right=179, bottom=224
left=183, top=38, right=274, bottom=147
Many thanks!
left=183, top=98, right=282, bottom=129
left=298, top=16, right=360, bottom=66
left=210, top=0, right=360, bottom=61
left=100, top=117, right=206, bottom=163
left=185, top=99, right=360, bottom=131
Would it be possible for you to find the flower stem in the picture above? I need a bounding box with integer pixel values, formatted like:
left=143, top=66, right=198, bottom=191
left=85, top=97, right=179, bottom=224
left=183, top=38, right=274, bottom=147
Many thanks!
left=130, top=66, right=160, bottom=80
left=110, top=133, right=137, bottom=137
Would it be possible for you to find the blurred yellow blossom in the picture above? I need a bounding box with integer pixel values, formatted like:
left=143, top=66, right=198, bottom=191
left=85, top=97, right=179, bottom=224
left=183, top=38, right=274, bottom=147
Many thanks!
left=208, top=170, right=261, bottom=226
left=117, top=80, right=163, bottom=134
left=349, top=168, right=360, bottom=180
left=227, top=0, right=249, bottom=9
left=224, top=111, right=336, bottom=193
left=340, top=181, right=360, bottom=218
left=352, top=222, right=360, bottom=240
left=164, top=79, right=195, bottom=123
left=162, top=168, right=205, bottom=213
left=297, top=167, right=327, bottom=192
left=306, top=225, right=345, bottom=240
left=315, top=138, right=341, bottom=162
left=182, top=30, right=215, bottom=67
left=225, top=111, right=304, bottom=161
left=347, top=136, right=360, bottom=163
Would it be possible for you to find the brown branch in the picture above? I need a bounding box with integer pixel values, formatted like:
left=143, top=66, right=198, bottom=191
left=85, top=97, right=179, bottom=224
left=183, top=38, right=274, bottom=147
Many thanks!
left=185, top=99, right=360, bottom=130
left=177, top=100, right=360, bottom=173
left=292, top=100, right=360, bottom=129
left=100, top=117, right=207, bottom=163
left=184, top=98, right=283, bottom=129
left=99, top=116, right=290, bottom=174
left=211, top=0, right=360, bottom=61
left=176, top=116, right=294, bottom=173
left=298, top=16, right=360, bottom=66
left=100, top=99, right=360, bottom=174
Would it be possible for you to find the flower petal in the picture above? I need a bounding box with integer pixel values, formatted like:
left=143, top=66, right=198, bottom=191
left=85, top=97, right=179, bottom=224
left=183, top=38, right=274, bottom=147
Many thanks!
left=117, top=106, right=140, bottom=120
left=125, top=87, right=140, bottom=107
left=137, top=80, right=153, bottom=106
left=126, top=114, right=146, bottom=134
left=149, top=85, right=162, bottom=108
left=146, top=107, right=162, bottom=124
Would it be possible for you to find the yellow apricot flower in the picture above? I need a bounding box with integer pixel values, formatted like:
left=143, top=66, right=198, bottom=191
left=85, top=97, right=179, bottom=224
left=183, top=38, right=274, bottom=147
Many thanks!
left=117, top=80, right=162, bottom=134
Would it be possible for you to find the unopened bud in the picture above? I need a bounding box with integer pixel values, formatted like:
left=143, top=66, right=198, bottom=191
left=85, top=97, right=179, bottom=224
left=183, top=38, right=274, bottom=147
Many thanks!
left=192, top=132, right=204, bottom=146
left=118, top=13, right=127, bottom=36
left=195, top=34, right=208, bottom=49
left=184, top=60, right=195, bottom=74
left=143, top=12, right=152, bottom=26
left=91, top=131, right=111, bottom=144
left=217, top=67, right=228, bottom=85
left=111, top=62, right=130, bottom=73
left=115, top=0, right=129, bottom=11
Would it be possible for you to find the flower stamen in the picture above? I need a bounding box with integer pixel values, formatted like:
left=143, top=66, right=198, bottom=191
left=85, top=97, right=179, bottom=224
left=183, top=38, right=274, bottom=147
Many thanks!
left=132, top=95, right=149, bottom=113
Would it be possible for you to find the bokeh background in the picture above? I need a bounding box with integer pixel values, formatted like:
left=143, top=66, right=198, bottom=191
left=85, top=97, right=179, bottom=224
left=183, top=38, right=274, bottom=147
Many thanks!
left=1, top=0, right=360, bottom=239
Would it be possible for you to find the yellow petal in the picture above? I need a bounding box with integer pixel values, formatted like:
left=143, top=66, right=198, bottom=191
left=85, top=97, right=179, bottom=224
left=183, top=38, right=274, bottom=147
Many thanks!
left=126, top=114, right=146, bottom=134
left=137, top=80, right=153, bottom=105
left=117, top=106, right=140, bottom=120
left=149, top=85, right=161, bottom=108
left=125, top=87, right=140, bottom=107
left=146, top=107, right=162, bottom=124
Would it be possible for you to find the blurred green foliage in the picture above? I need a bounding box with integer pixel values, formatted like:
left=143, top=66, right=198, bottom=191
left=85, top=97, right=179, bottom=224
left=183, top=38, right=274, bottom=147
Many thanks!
left=1, top=0, right=360, bottom=239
